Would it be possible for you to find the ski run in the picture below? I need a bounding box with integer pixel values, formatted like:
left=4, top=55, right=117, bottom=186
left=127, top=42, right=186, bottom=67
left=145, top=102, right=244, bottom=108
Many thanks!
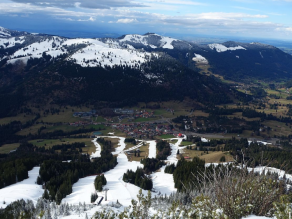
left=0, top=135, right=285, bottom=218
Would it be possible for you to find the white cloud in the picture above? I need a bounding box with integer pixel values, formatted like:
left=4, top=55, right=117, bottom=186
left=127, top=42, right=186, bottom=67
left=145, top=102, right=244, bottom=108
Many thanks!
left=144, top=0, right=208, bottom=6
left=0, top=1, right=291, bottom=39
left=116, top=18, right=138, bottom=23
left=78, top=17, right=96, bottom=22
left=187, top=12, right=268, bottom=20
left=10, top=0, right=146, bottom=9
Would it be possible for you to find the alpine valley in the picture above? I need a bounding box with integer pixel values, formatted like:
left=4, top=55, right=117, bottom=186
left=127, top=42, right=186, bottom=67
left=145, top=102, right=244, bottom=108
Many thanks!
left=2, top=26, right=292, bottom=219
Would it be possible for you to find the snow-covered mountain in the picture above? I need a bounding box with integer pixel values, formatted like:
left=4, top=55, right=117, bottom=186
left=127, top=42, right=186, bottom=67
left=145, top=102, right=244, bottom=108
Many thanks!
left=0, top=26, right=31, bottom=38
left=0, top=31, right=160, bottom=69
left=0, top=26, right=291, bottom=80
left=116, top=33, right=191, bottom=50
left=0, top=27, right=11, bottom=37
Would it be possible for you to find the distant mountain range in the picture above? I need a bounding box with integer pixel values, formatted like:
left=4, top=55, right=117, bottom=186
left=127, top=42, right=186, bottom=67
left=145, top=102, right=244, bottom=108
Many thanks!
left=0, top=26, right=291, bottom=116
left=1, top=26, right=292, bottom=81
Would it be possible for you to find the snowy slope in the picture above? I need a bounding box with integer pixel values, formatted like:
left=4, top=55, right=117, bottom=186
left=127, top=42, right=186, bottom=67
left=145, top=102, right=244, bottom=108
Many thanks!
left=0, top=167, right=43, bottom=208
left=0, top=26, right=11, bottom=37
left=209, top=43, right=246, bottom=52
left=119, top=33, right=179, bottom=49
left=0, top=36, right=25, bottom=49
left=119, top=34, right=150, bottom=46
left=159, top=35, right=176, bottom=49
left=62, top=137, right=147, bottom=207
left=91, top=138, right=101, bottom=158
left=150, top=138, right=182, bottom=196
left=147, top=140, right=157, bottom=158
left=192, top=53, right=208, bottom=64
left=67, top=41, right=154, bottom=68
left=1, top=34, right=158, bottom=69
left=11, top=36, right=66, bottom=59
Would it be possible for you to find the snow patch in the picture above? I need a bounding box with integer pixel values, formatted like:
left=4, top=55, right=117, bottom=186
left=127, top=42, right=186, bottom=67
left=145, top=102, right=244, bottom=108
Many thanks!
left=259, top=51, right=264, bottom=58
left=209, top=43, right=246, bottom=52
left=160, top=36, right=175, bottom=49
left=7, top=56, right=30, bottom=65
left=192, top=53, right=208, bottom=64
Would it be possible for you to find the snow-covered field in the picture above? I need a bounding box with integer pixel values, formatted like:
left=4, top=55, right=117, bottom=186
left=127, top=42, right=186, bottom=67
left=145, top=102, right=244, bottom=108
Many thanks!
left=0, top=167, right=43, bottom=209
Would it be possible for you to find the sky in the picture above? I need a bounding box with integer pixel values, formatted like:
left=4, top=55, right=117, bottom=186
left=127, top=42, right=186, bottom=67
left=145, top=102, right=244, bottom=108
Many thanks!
left=0, top=0, right=292, bottom=41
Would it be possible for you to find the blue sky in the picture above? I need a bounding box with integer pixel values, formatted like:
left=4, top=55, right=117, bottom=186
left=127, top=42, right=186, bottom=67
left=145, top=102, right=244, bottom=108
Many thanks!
left=0, top=0, right=292, bottom=40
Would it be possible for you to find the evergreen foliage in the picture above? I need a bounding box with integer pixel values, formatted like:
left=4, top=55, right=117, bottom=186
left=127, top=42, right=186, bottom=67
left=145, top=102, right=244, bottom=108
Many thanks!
left=123, top=168, right=153, bottom=190
left=172, top=157, right=206, bottom=192
left=140, top=158, right=165, bottom=174
left=225, top=138, right=292, bottom=172
left=156, top=140, right=171, bottom=160
left=94, top=174, right=107, bottom=192
left=164, top=164, right=176, bottom=174
left=124, top=138, right=137, bottom=145
left=91, top=193, right=98, bottom=203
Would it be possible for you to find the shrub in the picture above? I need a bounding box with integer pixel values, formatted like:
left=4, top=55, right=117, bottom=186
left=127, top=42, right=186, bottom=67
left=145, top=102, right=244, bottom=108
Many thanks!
left=196, top=166, right=285, bottom=218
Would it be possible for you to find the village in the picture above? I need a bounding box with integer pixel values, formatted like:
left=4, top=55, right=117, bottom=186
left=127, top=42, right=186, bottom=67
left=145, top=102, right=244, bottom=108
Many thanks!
left=69, top=108, right=174, bottom=138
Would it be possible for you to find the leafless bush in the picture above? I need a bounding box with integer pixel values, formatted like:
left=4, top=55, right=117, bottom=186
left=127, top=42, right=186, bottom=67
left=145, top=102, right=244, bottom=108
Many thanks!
left=194, top=165, right=285, bottom=219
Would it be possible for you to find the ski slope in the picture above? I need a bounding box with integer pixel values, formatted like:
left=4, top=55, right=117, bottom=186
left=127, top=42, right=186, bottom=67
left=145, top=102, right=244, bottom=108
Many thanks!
left=0, top=167, right=43, bottom=208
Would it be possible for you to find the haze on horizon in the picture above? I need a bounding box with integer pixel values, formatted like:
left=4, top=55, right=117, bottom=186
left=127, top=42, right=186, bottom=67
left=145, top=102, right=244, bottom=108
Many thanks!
left=0, top=0, right=292, bottom=41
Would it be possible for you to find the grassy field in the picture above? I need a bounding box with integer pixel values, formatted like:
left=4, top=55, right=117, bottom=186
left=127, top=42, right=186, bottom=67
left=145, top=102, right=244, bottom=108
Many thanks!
left=16, top=123, right=45, bottom=136
left=180, top=148, right=233, bottom=163
left=103, top=137, right=120, bottom=150
left=124, top=142, right=138, bottom=151
left=200, top=151, right=234, bottom=163
left=36, top=106, right=93, bottom=123
left=29, top=138, right=96, bottom=154
left=193, top=110, right=209, bottom=117
left=134, top=100, right=193, bottom=119
left=167, top=139, right=178, bottom=144
left=157, top=134, right=175, bottom=139
left=86, top=124, right=106, bottom=130
left=0, top=143, right=20, bottom=154
left=0, top=114, right=36, bottom=125
left=262, top=120, right=292, bottom=137
left=179, top=141, right=193, bottom=146
left=134, top=117, right=157, bottom=122
left=128, top=144, right=149, bottom=162
left=94, top=116, right=106, bottom=123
